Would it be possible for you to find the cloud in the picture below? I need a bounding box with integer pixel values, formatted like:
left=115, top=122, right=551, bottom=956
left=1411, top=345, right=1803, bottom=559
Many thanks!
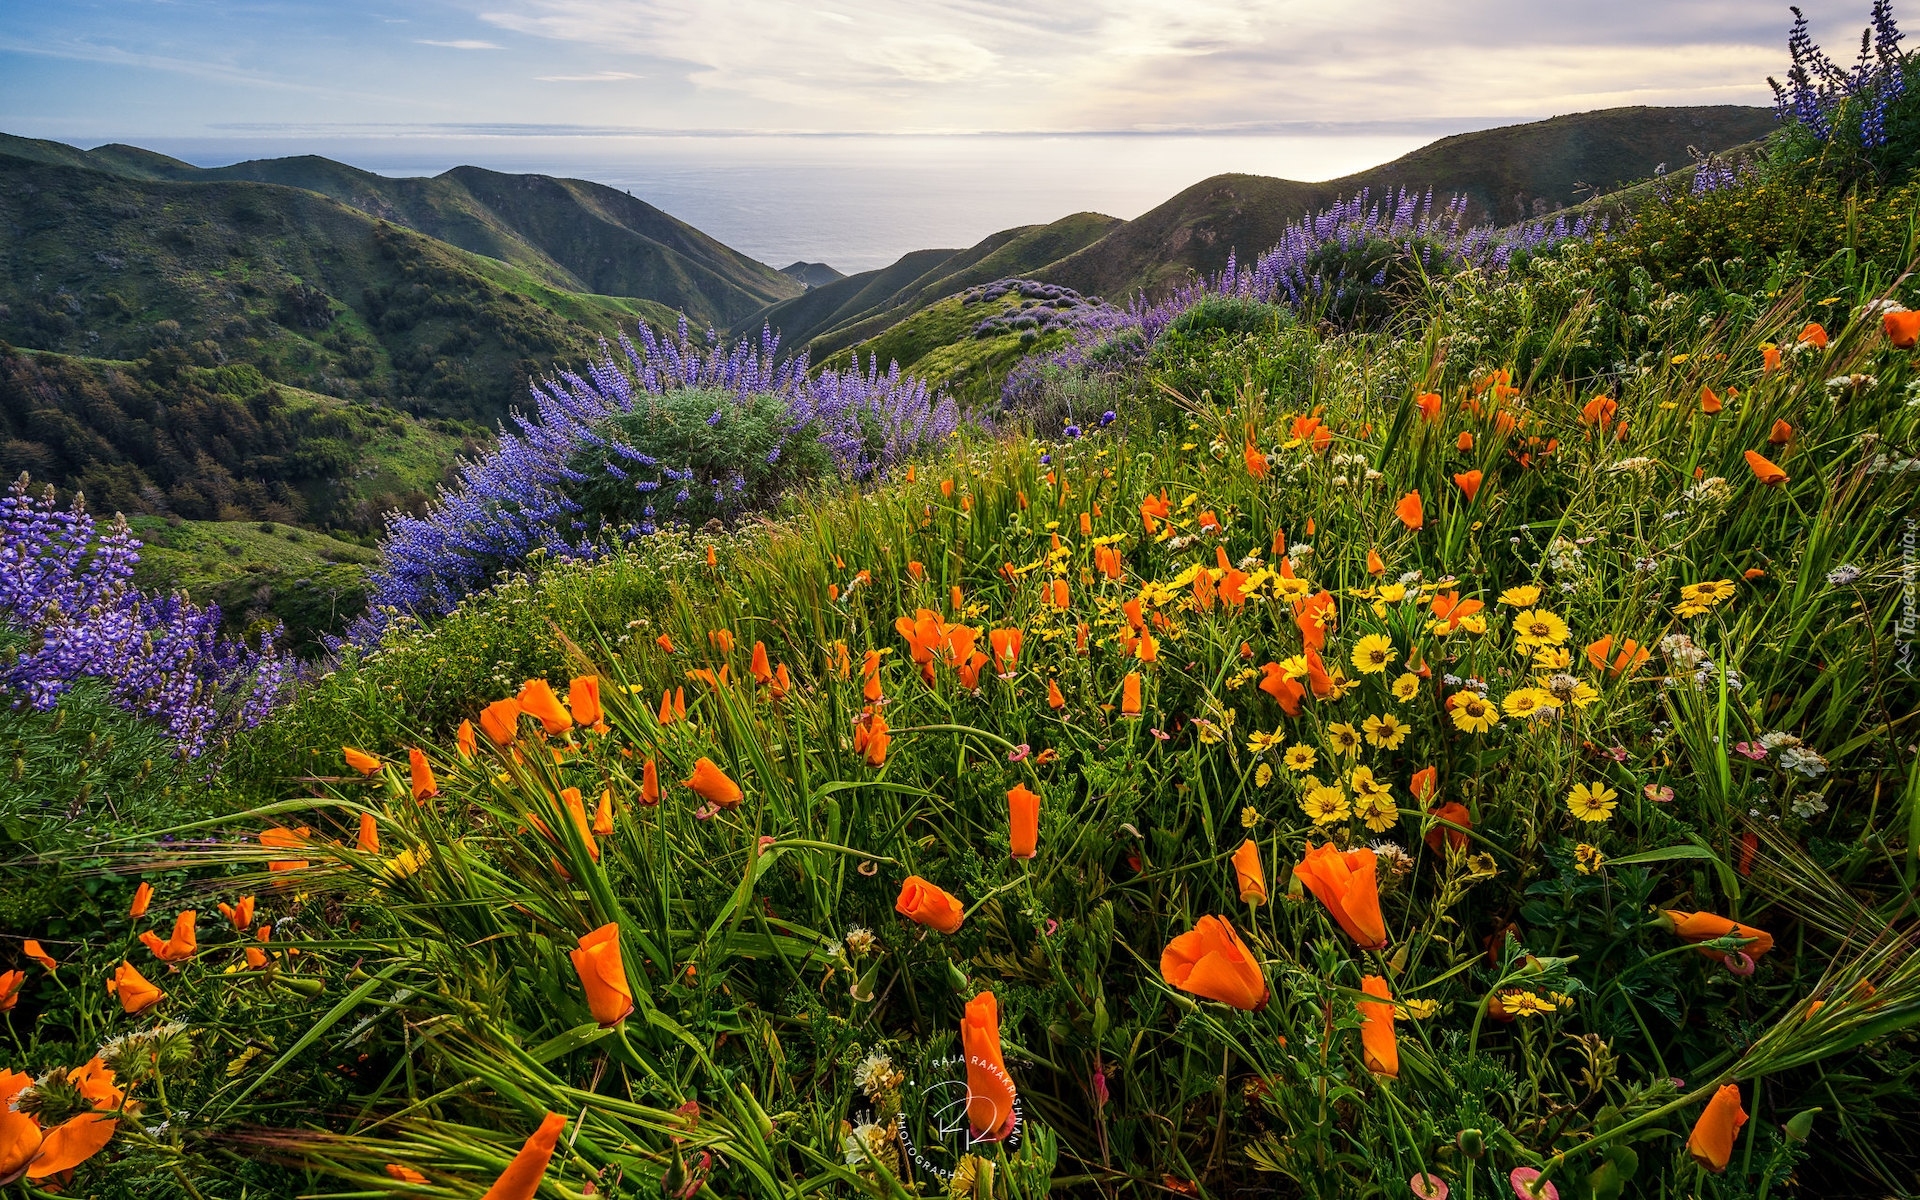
left=417, top=38, right=506, bottom=50
left=461, top=0, right=1801, bottom=130
left=535, top=71, right=642, bottom=82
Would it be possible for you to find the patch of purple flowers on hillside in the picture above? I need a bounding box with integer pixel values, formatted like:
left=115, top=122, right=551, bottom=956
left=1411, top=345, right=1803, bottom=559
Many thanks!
left=349, top=319, right=956, bottom=646
left=1, top=476, right=294, bottom=756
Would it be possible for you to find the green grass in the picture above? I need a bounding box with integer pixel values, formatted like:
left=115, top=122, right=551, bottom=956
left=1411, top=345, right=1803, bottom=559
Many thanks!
left=820, top=290, right=1075, bottom=403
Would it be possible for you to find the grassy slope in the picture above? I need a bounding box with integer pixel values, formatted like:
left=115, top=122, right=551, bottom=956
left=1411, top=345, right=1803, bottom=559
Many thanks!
left=0, top=133, right=803, bottom=328
left=816, top=290, right=1071, bottom=403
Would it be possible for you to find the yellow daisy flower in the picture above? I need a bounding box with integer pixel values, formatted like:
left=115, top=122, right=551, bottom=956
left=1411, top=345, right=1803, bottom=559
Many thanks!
left=1284, top=744, right=1318, bottom=773
left=1351, top=634, right=1395, bottom=675
left=1532, top=646, right=1573, bottom=670
left=1567, top=781, right=1618, bottom=822
left=1498, top=584, right=1542, bottom=606
left=1450, top=693, right=1500, bottom=733
left=1391, top=673, right=1422, bottom=702
left=1254, top=762, right=1274, bottom=788
left=1362, top=713, right=1409, bottom=749
left=1326, top=723, right=1362, bottom=756
left=1511, top=608, right=1570, bottom=649
left=1573, top=844, right=1606, bottom=874
left=1301, top=785, right=1351, bottom=825
left=1501, top=687, right=1561, bottom=719
left=1354, top=788, right=1398, bottom=832
left=1247, top=729, right=1285, bottom=755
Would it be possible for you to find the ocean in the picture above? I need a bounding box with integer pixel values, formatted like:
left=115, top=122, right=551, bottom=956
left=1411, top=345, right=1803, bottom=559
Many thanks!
left=130, top=132, right=1460, bottom=274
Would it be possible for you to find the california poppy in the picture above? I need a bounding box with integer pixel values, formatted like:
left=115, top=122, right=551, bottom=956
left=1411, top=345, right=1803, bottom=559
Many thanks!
left=245, top=927, right=272, bottom=969
left=1095, top=544, right=1123, bottom=580
left=1580, top=396, right=1618, bottom=426
left=655, top=633, right=675, bottom=654
left=895, top=875, right=965, bottom=933
left=1798, top=321, right=1828, bottom=349
left=1367, top=548, right=1386, bottom=576
left=1424, top=802, right=1471, bottom=853
left=854, top=707, right=890, bottom=767
left=1232, top=839, right=1267, bottom=906
left=385, top=1165, right=429, bottom=1185
left=23, top=1112, right=117, bottom=1181
left=1700, top=386, right=1722, bottom=414
left=1415, top=392, right=1442, bottom=422
left=356, top=812, right=380, bottom=855
left=129, top=881, right=153, bottom=919
left=1139, top=489, right=1171, bottom=532
left=640, top=757, right=660, bottom=805
left=22, top=940, right=56, bottom=973
left=480, top=698, right=522, bottom=746
left=1884, top=309, right=1920, bottom=348
left=0, top=971, right=21, bottom=1014
left=1161, top=915, right=1269, bottom=1010
left=516, top=679, right=573, bottom=736
left=961, top=991, right=1019, bottom=1141
left=1663, top=910, right=1773, bottom=962
left=557, top=787, right=595, bottom=858
left=750, top=642, right=773, bottom=686
left=569, top=923, right=634, bottom=1026
left=343, top=746, right=382, bottom=776
left=1259, top=662, right=1305, bottom=717
left=409, top=748, right=438, bottom=801
left=989, top=628, right=1023, bottom=677
left=1294, top=590, right=1336, bottom=651
left=1294, top=843, right=1387, bottom=949
left=1585, top=635, right=1651, bottom=677
left=709, top=629, right=735, bottom=656
left=956, top=651, right=989, bottom=690
left=0, top=1106, right=40, bottom=1179
left=1244, top=440, right=1270, bottom=480
left=568, top=676, right=604, bottom=730
left=1394, top=491, right=1423, bottom=530
left=456, top=720, right=477, bottom=759
left=1687, top=1084, right=1747, bottom=1172
left=108, top=960, right=164, bottom=1014
left=1358, top=975, right=1398, bottom=1076
left=1050, top=578, right=1070, bottom=609
left=217, top=896, right=255, bottom=932
left=1007, top=784, right=1040, bottom=860
left=1121, top=672, right=1143, bottom=716
left=1409, top=765, right=1437, bottom=803
left=1457, top=431, right=1474, bottom=452
left=139, top=910, right=198, bottom=963
left=1454, top=470, right=1483, bottom=501
left=683, top=758, right=743, bottom=808
left=1047, top=679, right=1066, bottom=710
left=480, top=1111, right=569, bottom=1200
left=1768, top=419, right=1793, bottom=445
left=1429, top=592, right=1483, bottom=632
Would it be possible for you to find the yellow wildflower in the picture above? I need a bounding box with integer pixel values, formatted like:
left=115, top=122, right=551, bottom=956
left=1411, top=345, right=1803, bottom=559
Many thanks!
left=1247, top=729, right=1285, bottom=754
left=1255, top=762, right=1274, bottom=788
left=1391, top=673, right=1422, bottom=702
left=1241, top=805, right=1261, bottom=828
left=1301, top=785, right=1351, bottom=825
left=1498, top=585, right=1542, bottom=606
left=1573, top=844, right=1606, bottom=875
left=1326, top=723, right=1362, bottom=756
left=1362, top=713, right=1409, bottom=749
left=1511, top=608, right=1570, bottom=649
left=1351, top=634, right=1395, bottom=675
left=1567, top=782, right=1618, bottom=822
left=1450, top=693, right=1500, bottom=733
left=1284, top=744, right=1318, bottom=773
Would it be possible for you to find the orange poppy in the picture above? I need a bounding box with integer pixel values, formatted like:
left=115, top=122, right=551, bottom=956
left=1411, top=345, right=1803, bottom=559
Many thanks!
left=656, top=633, right=676, bottom=654
left=709, top=629, right=735, bottom=656
left=1075, top=622, right=1090, bottom=656
left=1687, top=1084, right=1747, bottom=1172
left=989, top=628, right=1023, bottom=676
left=956, top=651, right=989, bottom=690
left=1047, top=679, right=1066, bottom=710
left=1394, top=491, right=1423, bottom=530
left=1762, top=343, right=1783, bottom=372
left=356, top=812, right=380, bottom=855
left=1409, top=765, right=1437, bottom=803
left=750, top=642, right=773, bottom=686
left=591, top=790, right=615, bottom=837
left=23, top=1112, right=117, bottom=1181
left=1700, top=386, right=1723, bottom=414
left=1139, top=489, right=1171, bottom=532
left=516, top=679, right=573, bottom=736
left=1797, top=321, right=1828, bottom=349
left=129, top=881, right=153, bottom=919
left=1232, top=839, right=1266, bottom=906
left=0, top=971, right=20, bottom=1014
left=1244, top=440, right=1270, bottom=480
left=1884, top=309, right=1920, bottom=348
left=1768, top=419, right=1793, bottom=445
left=961, top=991, right=1019, bottom=1141
left=1358, top=975, right=1398, bottom=1077
left=260, top=824, right=312, bottom=872
left=1293, top=843, right=1387, bottom=949
left=896, top=608, right=945, bottom=666
left=217, top=896, right=255, bottom=932
left=1094, top=544, right=1123, bottom=580
left=1294, top=590, right=1336, bottom=651
left=139, top=910, right=198, bottom=963
left=108, top=960, right=164, bottom=1014
left=1429, top=592, right=1484, bottom=632
left=557, top=788, right=595, bottom=858
left=0, top=1107, right=41, bottom=1180
left=1160, top=915, right=1269, bottom=1010
left=1258, top=662, right=1305, bottom=717
left=456, top=719, right=477, bottom=759
left=895, top=875, right=965, bottom=933
left=1580, top=396, right=1618, bottom=426
left=1121, top=672, right=1143, bottom=716
left=1424, top=802, right=1471, bottom=853
left=640, top=757, right=660, bottom=805
left=1050, top=578, right=1070, bottom=609
left=1585, top=634, right=1651, bottom=677
left=480, top=1111, right=569, bottom=1200
left=245, top=927, right=272, bottom=969
left=1007, top=784, right=1040, bottom=860
left=1454, top=470, right=1483, bottom=501
left=1305, top=647, right=1335, bottom=700
left=682, top=758, right=743, bottom=808
left=1366, top=548, right=1386, bottom=576
left=409, top=748, right=439, bottom=801
left=480, top=698, right=522, bottom=746
left=343, top=746, right=383, bottom=776
left=22, top=940, right=56, bottom=973
left=385, top=1165, right=429, bottom=1185
left=1457, top=430, right=1475, bottom=452
left=854, top=707, right=891, bottom=767
left=569, top=923, right=634, bottom=1026
left=568, top=676, right=604, bottom=729
left=1415, top=392, right=1442, bottom=423
left=1663, top=910, right=1773, bottom=962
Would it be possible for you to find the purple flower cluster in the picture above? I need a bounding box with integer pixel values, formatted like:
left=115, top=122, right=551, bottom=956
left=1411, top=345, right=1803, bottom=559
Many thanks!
left=963, top=279, right=1116, bottom=339
left=1769, top=2, right=1907, bottom=149
left=1002, top=188, right=1599, bottom=408
left=349, top=319, right=956, bottom=645
left=1, top=476, right=294, bottom=756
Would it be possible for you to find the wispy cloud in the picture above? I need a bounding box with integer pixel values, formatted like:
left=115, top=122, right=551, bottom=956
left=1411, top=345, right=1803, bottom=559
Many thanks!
left=535, top=71, right=641, bottom=82
left=417, top=38, right=505, bottom=50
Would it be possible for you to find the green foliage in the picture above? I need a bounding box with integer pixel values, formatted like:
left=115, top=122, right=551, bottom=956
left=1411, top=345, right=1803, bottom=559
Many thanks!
left=822, top=291, right=1076, bottom=405
left=127, top=517, right=377, bottom=652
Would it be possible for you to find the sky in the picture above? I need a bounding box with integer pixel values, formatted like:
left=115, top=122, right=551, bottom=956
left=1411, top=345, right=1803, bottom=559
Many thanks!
left=0, top=1, right=1862, bottom=142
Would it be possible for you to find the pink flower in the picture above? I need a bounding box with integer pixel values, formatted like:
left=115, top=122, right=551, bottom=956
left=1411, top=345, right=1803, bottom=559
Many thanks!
left=694, top=803, right=718, bottom=820
left=1734, top=741, right=1767, bottom=760
left=1508, top=1168, right=1558, bottom=1200
left=1044, top=918, right=1059, bottom=936
left=1091, top=1070, right=1109, bottom=1107
left=1150, top=727, right=1172, bottom=741
left=1007, top=743, right=1031, bottom=763
left=1410, top=1173, right=1449, bottom=1200
left=1724, top=950, right=1757, bottom=977
left=1644, top=784, right=1674, bottom=803
left=1605, top=745, right=1629, bottom=764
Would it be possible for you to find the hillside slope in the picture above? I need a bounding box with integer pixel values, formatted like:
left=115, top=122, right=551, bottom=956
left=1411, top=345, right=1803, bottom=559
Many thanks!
left=0, top=134, right=801, bottom=328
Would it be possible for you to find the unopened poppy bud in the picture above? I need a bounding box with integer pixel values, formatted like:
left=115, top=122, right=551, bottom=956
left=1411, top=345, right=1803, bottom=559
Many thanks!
left=1783, top=1107, right=1819, bottom=1142
left=1456, top=1128, right=1485, bottom=1159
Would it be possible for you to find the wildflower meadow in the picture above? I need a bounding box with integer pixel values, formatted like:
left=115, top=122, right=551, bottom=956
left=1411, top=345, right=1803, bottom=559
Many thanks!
left=5, top=8, right=1920, bottom=1200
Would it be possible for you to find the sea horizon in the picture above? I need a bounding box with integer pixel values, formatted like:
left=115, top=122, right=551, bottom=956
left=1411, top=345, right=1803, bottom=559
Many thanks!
left=62, top=130, right=1528, bottom=274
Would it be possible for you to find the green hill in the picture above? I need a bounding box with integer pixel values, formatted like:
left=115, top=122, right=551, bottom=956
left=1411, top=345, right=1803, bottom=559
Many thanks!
left=0, top=133, right=801, bottom=329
